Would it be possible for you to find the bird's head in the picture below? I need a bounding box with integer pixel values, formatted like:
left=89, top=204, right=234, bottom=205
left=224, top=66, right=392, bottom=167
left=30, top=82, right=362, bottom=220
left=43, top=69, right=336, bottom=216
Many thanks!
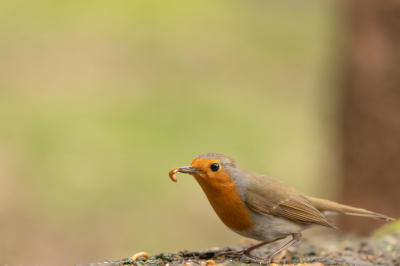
left=170, top=153, right=247, bottom=189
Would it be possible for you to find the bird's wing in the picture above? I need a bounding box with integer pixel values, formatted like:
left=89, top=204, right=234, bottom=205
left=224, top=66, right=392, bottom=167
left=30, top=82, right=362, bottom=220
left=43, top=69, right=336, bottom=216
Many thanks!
left=244, top=174, right=337, bottom=229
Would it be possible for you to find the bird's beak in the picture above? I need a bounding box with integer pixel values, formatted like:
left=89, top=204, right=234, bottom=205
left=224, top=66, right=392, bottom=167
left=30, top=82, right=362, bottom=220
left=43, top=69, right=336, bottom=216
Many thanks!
left=176, top=166, right=201, bottom=174
left=169, top=166, right=201, bottom=182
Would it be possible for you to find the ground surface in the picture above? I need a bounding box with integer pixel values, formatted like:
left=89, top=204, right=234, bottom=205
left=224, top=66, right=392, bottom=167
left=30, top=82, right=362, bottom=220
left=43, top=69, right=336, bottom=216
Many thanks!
left=78, top=233, right=400, bottom=266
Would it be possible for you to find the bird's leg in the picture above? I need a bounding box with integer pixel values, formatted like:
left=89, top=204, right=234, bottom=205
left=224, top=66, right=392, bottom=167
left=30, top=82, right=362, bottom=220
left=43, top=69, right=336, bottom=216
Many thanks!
left=246, top=233, right=302, bottom=264
left=216, top=237, right=284, bottom=261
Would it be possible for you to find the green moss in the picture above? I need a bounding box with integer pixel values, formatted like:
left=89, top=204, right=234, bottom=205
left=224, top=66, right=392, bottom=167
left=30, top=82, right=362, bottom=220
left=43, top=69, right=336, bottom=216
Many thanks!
left=374, top=220, right=400, bottom=238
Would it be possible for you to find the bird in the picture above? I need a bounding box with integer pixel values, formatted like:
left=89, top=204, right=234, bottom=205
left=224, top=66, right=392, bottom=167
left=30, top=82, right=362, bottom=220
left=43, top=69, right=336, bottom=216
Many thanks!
left=168, top=153, right=394, bottom=264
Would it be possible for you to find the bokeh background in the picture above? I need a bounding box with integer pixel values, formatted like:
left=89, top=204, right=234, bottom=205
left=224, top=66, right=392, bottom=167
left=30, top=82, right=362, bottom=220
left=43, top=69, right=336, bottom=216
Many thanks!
left=1, top=1, right=399, bottom=266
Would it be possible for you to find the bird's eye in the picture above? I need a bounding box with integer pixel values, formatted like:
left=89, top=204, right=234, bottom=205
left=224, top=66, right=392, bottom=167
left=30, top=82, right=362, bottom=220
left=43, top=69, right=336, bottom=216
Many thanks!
left=210, top=163, right=220, bottom=172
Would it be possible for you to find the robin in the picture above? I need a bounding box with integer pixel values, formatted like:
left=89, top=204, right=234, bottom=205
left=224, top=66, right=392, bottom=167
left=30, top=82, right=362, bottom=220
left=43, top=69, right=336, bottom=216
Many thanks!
left=169, top=153, right=394, bottom=263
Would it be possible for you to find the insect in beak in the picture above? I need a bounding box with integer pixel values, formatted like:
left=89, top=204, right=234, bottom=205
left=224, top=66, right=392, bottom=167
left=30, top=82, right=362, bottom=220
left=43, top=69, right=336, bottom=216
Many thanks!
left=169, top=166, right=201, bottom=182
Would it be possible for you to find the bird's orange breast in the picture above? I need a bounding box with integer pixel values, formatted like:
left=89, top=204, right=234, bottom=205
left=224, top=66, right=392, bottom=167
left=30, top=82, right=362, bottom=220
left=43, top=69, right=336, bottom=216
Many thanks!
left=193, top=170, right=253, bottom=232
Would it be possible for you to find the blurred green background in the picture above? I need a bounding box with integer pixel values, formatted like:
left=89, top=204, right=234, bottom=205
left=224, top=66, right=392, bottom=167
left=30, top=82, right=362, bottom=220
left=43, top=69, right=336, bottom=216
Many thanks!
left=0, top=1, right=341, bottom=265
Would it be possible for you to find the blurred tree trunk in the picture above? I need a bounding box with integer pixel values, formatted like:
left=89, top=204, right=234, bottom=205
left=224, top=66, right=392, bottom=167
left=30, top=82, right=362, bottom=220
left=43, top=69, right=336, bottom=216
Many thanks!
left=340, top=0, right=400, bottom=234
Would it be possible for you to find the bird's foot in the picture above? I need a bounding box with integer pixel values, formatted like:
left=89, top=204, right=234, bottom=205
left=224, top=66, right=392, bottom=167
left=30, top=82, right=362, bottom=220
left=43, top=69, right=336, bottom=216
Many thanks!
left=246, top=256, right=293, bottom=265
left=215, top=249, right=266, bottom=263
left=215, top=249, right=245, bottom=258
left=231, top=253, right=282, bottom=264
left=242, top=256, right=272, bottom=264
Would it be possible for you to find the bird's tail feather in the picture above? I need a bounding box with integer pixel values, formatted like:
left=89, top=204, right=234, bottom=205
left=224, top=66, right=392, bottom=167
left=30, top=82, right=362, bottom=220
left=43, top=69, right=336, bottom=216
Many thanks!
left=306, top=196, right=394, bottom=221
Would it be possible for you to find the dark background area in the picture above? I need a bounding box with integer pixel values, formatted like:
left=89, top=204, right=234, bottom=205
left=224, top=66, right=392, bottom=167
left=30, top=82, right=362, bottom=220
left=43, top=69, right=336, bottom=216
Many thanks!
left=340, top=0, right=400, bottom=234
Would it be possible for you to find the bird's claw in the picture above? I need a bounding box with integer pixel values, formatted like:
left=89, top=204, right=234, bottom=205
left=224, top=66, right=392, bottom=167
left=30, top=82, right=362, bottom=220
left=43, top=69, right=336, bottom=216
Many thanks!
left=243, top=256, right=273, bottom=264
left=215, top=250, right=245, bottom=259
left=216, top=250, right=272, bottom=264
left=245, top=256, right=289, bottom=265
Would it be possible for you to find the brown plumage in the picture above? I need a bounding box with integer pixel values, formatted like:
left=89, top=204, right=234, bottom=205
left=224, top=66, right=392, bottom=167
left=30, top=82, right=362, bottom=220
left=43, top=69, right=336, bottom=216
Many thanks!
left=244, top=175, right=337, bottom=229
